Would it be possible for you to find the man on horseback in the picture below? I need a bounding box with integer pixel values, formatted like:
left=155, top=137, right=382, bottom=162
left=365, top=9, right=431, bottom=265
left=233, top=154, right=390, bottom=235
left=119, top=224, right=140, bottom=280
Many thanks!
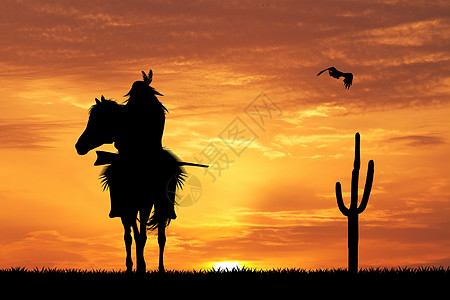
left=116, top=69, right=166, bottom=155
left=76, top=68, right=207, bottom=273
left=109, top=69, right=178, bottom=221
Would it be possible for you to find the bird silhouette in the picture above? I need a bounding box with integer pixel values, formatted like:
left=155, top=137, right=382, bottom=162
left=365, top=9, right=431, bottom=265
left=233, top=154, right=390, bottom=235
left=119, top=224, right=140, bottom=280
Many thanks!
left=317, top=67, right=353, bottom=89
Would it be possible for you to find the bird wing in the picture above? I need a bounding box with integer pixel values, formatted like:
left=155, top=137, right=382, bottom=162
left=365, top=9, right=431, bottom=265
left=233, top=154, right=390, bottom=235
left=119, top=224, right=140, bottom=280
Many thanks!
left=316, top=66, right=339, bottom=76
left=343, top=73, right=353, bottom=89
left=317, top=67, right=331, bottom=76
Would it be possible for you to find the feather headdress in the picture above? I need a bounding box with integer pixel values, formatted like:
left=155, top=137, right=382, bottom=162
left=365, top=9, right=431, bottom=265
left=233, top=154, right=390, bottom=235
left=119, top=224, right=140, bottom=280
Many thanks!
left=142, top=69, right=153, bottom=85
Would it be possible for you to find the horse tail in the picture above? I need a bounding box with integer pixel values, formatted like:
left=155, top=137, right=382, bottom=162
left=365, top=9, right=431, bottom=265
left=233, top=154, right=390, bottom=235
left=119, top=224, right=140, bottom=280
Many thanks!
left=147, top=149, right=186, bottom=231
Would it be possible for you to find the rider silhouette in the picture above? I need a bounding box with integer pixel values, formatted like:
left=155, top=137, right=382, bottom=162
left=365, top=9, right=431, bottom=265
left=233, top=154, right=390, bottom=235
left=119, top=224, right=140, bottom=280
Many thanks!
left=115, top=70, right=167, bottom=154
left=76, top=69, right=207, bottom=272
left=109, top=69, right=177, bottom=220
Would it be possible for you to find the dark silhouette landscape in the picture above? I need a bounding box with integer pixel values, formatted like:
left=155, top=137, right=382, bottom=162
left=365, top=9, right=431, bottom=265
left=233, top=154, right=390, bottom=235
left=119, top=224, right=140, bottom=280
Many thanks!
left=1, top=1, right=449, bottom=286
left=1, top=266, right=449, bottom=296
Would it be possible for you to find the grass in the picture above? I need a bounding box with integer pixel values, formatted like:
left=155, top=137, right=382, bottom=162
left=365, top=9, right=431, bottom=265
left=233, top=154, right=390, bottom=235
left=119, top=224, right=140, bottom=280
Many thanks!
left=2, top=266, right=449, bottom=296
left=2, top=265, right=450, bottom=282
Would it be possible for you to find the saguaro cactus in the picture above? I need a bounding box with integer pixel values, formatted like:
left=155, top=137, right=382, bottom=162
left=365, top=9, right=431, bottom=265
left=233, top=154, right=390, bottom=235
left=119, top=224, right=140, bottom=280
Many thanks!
left=335, top=132, right=374, bottom=273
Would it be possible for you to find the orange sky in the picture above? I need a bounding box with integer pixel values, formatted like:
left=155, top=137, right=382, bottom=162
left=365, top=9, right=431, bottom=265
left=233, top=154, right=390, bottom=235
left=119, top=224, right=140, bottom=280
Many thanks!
left=1, top=0, right=450, bottom=271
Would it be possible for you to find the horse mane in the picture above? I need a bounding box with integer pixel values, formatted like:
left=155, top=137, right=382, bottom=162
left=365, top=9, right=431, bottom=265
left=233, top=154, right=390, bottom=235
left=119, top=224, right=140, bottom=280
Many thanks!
left=88, top=98, right=123, bottom=116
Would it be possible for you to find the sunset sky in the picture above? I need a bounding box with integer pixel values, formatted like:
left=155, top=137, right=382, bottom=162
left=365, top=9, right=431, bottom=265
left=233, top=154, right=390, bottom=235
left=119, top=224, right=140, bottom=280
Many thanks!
left=1, top=0, right=450, bottom=271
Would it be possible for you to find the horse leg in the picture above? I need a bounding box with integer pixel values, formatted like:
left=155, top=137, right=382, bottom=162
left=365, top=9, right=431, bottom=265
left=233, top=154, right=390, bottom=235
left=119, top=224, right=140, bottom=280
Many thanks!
left=158, top=219, right=166, bottom=273
left=135, top=209, right=150, bottom=274
left=121, top=216, right=133, bottom=273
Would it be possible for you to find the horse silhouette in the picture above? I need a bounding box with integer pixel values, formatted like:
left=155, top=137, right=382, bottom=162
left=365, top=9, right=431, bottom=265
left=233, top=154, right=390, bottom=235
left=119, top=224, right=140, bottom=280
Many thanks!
left=75, top=70, right=207, bottom=273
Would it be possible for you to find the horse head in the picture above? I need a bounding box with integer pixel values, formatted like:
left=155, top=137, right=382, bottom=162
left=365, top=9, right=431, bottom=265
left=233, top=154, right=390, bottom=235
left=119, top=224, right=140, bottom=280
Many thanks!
left=75, top=95, right=122, bottom=155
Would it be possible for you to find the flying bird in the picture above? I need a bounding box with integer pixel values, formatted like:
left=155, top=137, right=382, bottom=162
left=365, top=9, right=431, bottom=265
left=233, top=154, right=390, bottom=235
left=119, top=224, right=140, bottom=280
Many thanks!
left=317, top=67, right=353, bottom=89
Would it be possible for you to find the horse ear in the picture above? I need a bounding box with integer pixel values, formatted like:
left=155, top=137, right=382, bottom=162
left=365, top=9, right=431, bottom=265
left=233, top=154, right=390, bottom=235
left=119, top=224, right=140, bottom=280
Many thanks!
left=95, top=98, right=101, bottom=105
left=101, top=95, right=106, bottom=101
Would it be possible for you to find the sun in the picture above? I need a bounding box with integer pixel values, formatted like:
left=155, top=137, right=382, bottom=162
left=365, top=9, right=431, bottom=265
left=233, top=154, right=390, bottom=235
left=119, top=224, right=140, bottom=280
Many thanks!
left=212, top=261, right=243, bottom=271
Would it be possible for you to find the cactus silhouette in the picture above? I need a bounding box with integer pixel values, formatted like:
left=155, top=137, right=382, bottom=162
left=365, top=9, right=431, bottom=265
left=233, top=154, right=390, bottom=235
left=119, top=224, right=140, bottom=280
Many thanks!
left=335, top=132, right=374, bottom=273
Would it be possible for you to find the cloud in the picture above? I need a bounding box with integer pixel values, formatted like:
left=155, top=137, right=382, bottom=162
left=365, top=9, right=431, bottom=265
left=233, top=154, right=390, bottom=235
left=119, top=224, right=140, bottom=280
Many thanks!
left=0, top=230, right=124, bottom=270
left=1, top=0, right=448, bottom=112
left=359, top=19, right=448, bottom=46
left=0, top=120, right=78, bottom=150
left=169, top=219, right=347, bottom=269
left=280, top=103, right=348, bottom=125
left=388, top=135, right=445, bottom=147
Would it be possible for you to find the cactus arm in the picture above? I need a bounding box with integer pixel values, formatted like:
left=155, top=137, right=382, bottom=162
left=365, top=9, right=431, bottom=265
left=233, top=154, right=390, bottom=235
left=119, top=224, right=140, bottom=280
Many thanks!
left=336, top=182, right=349, bottom=216
left=357, top=160, right=374, bottom=214
left=353, top=132, right=360, bottom=170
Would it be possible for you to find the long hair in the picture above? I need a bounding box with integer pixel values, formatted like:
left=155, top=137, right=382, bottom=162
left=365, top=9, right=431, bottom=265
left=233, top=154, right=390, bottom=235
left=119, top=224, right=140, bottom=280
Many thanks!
left=115, top=71, right=168, bottom=153
left=123, top=79, right=168, bottom=113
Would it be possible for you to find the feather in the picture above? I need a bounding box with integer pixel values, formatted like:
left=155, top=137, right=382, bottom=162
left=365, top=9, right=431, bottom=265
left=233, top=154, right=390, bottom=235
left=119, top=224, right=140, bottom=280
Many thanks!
left=141, top=71, right=149, bottom=84
left=148, top=69, right=153, bottom=84
left=141, top=69, right=153, bottom=85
